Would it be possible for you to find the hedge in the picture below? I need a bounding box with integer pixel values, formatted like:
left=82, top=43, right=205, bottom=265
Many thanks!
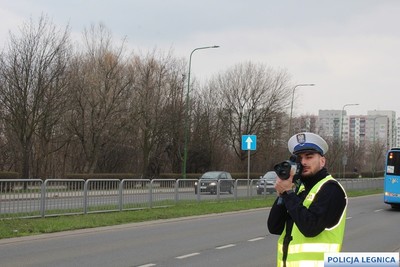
left=0, top=171, right=20, bottom=179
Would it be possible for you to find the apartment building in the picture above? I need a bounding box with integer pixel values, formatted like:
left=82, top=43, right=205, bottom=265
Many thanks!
left=367, top=110, right=396, bottom=149
left=293, top=115, right=319, bottom=133
left=397, top=118, right=400, bottom=147
left=347, top=115, right=367, bottom=148
left=316, top=110, right=341, bottom=140
left=306, top=109, right=397, bottom=149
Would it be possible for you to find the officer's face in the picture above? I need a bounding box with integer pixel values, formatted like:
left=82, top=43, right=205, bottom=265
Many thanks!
left=297, top=152, right=325, bottom=177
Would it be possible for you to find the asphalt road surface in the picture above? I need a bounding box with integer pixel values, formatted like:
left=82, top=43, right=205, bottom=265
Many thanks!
left=0, top=194, right=398, bottom=267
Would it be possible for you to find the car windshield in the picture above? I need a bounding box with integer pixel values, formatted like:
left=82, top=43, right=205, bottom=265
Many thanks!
left=201, top=172, right=221, bottom=179
left=262, top=172, right=276, bottom=180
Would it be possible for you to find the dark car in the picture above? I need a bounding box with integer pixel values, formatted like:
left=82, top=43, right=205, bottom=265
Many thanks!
left=195, top=171, right=234, bottom=194
left=257, top=171, right=277, bottom=195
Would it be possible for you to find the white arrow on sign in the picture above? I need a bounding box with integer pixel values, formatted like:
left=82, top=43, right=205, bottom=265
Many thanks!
left=246, top=136, right=253, bottom=150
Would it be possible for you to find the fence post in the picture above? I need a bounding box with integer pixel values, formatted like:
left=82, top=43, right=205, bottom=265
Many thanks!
left=197, top=179, right=201, bottom=202
left=40, top=180, right=46, bottom=218
left=119, top=180, right=124, bottom=211
left=234, top=180, right=238, bottom=200
left=83, top=180, right=88, bottom=214
left=149, top=180, right=153, bottom=208
left=175, top=180, right=179, bottom=203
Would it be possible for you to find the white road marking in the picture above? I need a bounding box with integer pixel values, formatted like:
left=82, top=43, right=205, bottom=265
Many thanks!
left=137, top=264, right=156, bottom=267
left=374, top=209, right=383, bottom=212
left=346, top=217, right=352, bottom=219
left=176, top=252, right=200, bottom=259
left=248, top=237, right=265, bottom=242
left=216, top=244, right=236, bottom=249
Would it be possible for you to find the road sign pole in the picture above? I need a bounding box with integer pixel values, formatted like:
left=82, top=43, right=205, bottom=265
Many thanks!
left=247, top=149, right=250, bottom=180
left=247, top=149, right=250, bottom=197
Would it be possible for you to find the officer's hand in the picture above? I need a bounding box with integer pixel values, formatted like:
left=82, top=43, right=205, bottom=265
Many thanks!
left=274, top=176, right=294, bottom=195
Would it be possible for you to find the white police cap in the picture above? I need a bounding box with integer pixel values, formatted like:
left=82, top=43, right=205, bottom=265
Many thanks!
left=288, top=132, right=328, bottom=156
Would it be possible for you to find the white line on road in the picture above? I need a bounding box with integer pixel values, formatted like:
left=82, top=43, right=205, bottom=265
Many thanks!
left=137, top=264, right=156, bottom=267
left=248, top=237, right=265, bottom=242
left=374, top=209, right=383, bottom=212
left=346, top=217, right=352, bottom=220
left=176, top=252, right=200, bottom=259
left=216, top=244, right=236, bottom=249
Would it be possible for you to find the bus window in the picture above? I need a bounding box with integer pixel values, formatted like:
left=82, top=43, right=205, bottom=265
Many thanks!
left=386, top=151, right=400, bottom=176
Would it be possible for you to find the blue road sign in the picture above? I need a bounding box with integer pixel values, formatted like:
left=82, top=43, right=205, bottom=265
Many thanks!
left=241, top=135, right=257, bottom=150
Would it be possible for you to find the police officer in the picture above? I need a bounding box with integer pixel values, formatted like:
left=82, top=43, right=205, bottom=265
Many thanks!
left=267, top=132, right=347, bottom=267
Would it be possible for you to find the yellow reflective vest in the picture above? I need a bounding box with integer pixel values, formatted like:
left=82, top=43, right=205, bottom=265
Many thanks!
left=277, top=176, right=347, bottom=267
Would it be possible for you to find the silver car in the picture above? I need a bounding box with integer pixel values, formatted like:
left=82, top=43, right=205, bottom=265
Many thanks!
left=257, top=171, right=277, bottom=195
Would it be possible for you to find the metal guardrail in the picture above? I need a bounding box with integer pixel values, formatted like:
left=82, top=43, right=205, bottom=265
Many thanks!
left=0, top=178, right=383, bottom=219
left=337, top=178, right=383, bottom=191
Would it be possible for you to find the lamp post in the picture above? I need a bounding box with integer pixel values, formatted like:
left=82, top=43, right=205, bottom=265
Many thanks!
left=339, top=103, right=359, bottom=178
left=182, top=45, right=219, bottom=179
left=288, top=83, right=315, bottom=136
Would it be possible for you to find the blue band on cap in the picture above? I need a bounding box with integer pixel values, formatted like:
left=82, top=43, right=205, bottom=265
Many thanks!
left=293, top=143, right=323, bottom=155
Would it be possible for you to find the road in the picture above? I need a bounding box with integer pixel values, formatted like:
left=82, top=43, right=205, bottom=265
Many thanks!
left=0, top=194, right=398, bottom=267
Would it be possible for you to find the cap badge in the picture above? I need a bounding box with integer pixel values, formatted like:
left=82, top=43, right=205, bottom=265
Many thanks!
left=296, top=133, right=306, bottom=145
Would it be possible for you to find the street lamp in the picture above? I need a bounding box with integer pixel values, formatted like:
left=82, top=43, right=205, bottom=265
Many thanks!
left=288, top=83, right=315, bottom=136
left=339, top=103, right=359, bottom=178
left=182, top=45, right=219, bottom=179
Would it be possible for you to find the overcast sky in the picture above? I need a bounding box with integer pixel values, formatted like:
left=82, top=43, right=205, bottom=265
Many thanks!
left=1, top=0, right=399, bottom=117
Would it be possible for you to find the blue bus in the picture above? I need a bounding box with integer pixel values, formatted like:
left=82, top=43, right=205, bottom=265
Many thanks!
left=384, top=148, right=400, bottom=208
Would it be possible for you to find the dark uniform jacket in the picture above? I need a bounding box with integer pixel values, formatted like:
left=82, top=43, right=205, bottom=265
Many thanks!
left=267, top=168, right=346, bottom=255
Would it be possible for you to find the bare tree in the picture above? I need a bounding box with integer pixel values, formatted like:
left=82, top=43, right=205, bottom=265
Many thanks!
left=211, top=62, right=292, bottom=170
left=252, top=111, right=290, bottom=172
left=0, top=114, right=17, bottom=171
left=185, top=76, right=259, bottom=172
left=0, top=15, right=70, bottom=178
left=157, top=62, right=186, bottom=174
left=370, top=140, right=386, bottom=177
left=66, top=24, right=132, bottom=173
left=129, top=50, right=185, bottom=177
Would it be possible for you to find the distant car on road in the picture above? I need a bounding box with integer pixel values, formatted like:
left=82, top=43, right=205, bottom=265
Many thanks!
left=195, top=171, right=234, bottom=194
left=257, top=171, right=277, bottom=195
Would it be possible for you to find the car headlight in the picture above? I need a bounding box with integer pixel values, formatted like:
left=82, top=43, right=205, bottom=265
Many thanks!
left=210, top=182, right=216, bottom=186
